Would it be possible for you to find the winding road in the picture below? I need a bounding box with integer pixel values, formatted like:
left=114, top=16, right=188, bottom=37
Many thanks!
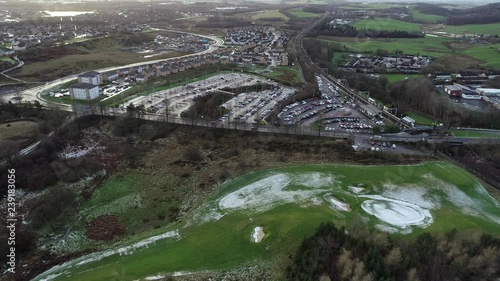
left=1, top=30, right=224, bottom=109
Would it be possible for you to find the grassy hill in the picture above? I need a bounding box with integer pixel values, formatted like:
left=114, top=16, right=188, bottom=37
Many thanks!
left=352, top=17, right=421, bottom=32
left=410, top=8, right=447, bottom=23
left=444, top=23, right=500, bottom=36
left=319, top=35, right=451, bottom=57
left=33, top=162, right=499, bottom=281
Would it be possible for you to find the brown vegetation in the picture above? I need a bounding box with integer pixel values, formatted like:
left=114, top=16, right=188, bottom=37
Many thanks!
left=86, top=215, right=126, bottom=241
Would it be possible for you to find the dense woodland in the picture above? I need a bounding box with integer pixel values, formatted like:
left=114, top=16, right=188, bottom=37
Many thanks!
left=311, top=24, right=424, bottom=39
left=287, top=222, right=500, bottom=281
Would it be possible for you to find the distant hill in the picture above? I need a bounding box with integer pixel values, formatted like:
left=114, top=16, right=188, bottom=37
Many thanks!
left=415, top=2, right=500, bottom=25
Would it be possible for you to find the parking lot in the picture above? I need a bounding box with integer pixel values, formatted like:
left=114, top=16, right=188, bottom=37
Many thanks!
left=120, top=73, right=293, bottom=122
left=277, top=75, right=381, bottom=133
left=220, top=87, right=295, bottom=124
left=101, top=81, right=131, bottom=98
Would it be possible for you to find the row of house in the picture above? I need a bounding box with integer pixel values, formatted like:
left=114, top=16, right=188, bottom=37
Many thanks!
left=341, top=54, right=431, bottom=74
left=224, top=26, right=290, bottom=66
left=69, top=54, right=221, bottom=100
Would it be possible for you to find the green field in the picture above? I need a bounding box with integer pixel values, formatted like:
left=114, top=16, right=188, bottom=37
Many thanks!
left=382, top=74, right=423, bottom=84
left=0, top=121, right=38, bottom=141
left=340, top=3, right=408, bottom=10
left=0, top=56, right=15, bottom=64
left=352, top=17, right=421, bottom=32
left=405, top=111, right=438, bottom=125
left=34, top=162, right=500, bottom=281
left=288, top=11, right=321, bottom=18
left=451, top=129, right=500, bottom=139
left=320, top=36, right=500, bottom=70
left=265, top=65, right=303, bottom=85
left=319, top=36, right=451, bottom=57
left=252, top=10, right=289, bottom=21
left=410, top=9, right=447, bottom=23
left=461, top=44, right=500, bottom=69
left=444, top=23, right=500, bottom=36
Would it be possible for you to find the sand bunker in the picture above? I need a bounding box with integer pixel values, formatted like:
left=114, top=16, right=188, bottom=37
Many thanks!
left=251, top=226, right=265, bottom=243
left=361, top=195, right=433, bottom=228
left=325, top=194, right=351, bottom=211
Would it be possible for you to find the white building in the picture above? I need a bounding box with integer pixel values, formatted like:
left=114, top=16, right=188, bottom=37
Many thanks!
left=70, top=83, right=100, bottom=100
left=78, top=71, right=102, bottom=85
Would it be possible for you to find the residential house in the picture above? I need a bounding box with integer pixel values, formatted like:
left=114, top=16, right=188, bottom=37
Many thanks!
left=70, top=83, right=100, bottom=100
left=78, top=71, right=102, bottom=85
left=102, top=71, right=119, bottom=81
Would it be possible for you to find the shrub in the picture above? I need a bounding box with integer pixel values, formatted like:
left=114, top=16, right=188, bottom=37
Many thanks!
left=183, top=146, right=203, bottom=161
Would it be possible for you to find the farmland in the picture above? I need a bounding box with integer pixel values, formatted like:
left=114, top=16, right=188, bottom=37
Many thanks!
left=352, top=17, right=421, bottom=32
left=410, top=9, right=447, bottom=23
left=340, top=3, right=408, bottom=10
left=461, top=44, right=500, bottom=69
left=251, top=10, right=289, bottom=21
left=288, top=11, right=322, bottom=18
left=319, top=35, right=451, bottom=57
left=444, top=23, right=500, bottom=36
left=33, top=162, right=500, bottom=281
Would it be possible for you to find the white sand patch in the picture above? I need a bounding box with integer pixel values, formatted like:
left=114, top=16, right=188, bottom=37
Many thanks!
left=251, top=226, right=265, bottom=243
left=360, top=195, right=433, bottom=228
left=33, top=230, right=180, bottom=281
left=382, top=184, right=440, bottom=209
left=348, top=186, right=364, bottom=194
left=218, top=173, right=335, bottom=213
left=325, top=194, right=351, bottom=211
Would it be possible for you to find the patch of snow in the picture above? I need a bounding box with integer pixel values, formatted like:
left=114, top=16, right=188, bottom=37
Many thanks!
left=324, top=194, right=351, bottom=211
left=382, top=183, right=440, bottom=209
left=33, top=230, right=180, bottom=281
left=218, top=173, right=335, bottom=213
left=144, top=275, right=166, bottom=280
left=137, top=271, right=193, bottom=281
left=58, top=142, right=98, bottom=159
left=374, top=224, right=399, bottom=233
left=292, top=172, right=335, bottom=189
left=360, top=195, right=433, bottom=229
left=348, top=186, right=364, bottom=194
left=251, top=226, right=265, bottom=243
left=424, top=174, right=500, bottom=224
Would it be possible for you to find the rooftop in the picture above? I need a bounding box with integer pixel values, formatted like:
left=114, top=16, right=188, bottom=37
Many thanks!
left=79, top=70, right=101, bottom=78
left=71, top=82, right=98, bottom=89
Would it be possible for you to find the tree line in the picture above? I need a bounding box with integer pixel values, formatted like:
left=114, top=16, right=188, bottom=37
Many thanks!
left=286, top=222, right=500, bottom=281
left=310, top=24, right=424, bottom=39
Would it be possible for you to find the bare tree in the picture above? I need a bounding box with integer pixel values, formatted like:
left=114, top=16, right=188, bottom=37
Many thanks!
left=164, top=98, right=171, bottom=123
left=13, top=91, right=23, bottom=103
left=0, top=140, right=20, bottom=165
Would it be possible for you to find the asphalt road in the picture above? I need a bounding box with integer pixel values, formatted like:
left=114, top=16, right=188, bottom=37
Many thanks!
left=1, top=30, right=224, bottom=108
